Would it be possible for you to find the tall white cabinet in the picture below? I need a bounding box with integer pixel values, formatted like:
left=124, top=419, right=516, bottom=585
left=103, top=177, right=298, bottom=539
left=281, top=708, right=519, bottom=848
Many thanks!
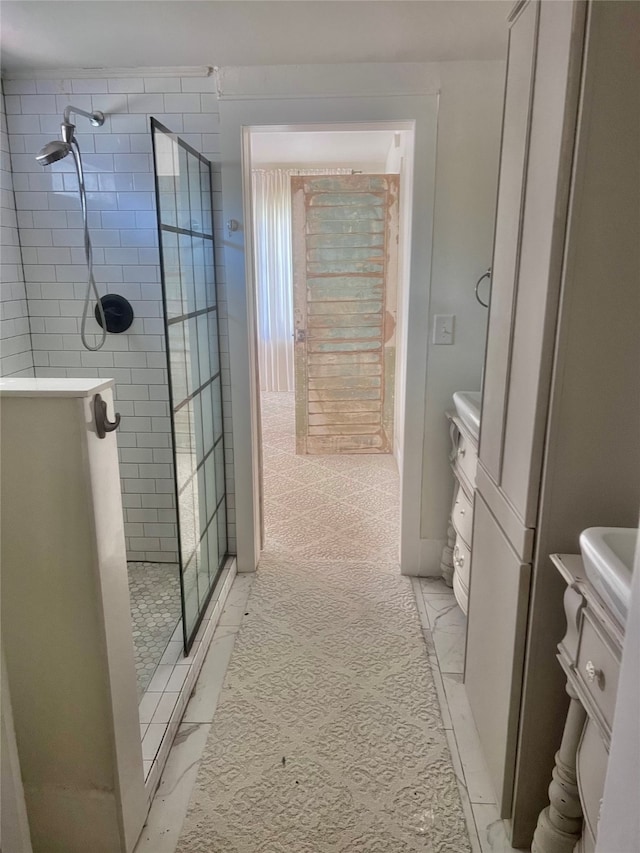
left=464, top=0, right=640, bottom=846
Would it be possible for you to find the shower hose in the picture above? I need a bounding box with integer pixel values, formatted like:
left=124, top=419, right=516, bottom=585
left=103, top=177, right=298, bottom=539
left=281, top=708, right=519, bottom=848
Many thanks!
left=71, top=138, right=107, bottom=351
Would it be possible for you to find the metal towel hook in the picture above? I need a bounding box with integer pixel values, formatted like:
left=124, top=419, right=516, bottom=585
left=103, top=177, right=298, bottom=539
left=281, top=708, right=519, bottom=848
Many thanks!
left=93, top=393, right=121, bottom=439
left=475, top=267, right=492, bottom=308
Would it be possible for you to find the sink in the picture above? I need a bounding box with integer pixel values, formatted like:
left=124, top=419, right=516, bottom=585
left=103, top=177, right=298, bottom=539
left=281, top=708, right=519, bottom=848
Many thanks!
left=579, top=527, right=637, bottom=625
left=452, top=391, right=482, bottom=441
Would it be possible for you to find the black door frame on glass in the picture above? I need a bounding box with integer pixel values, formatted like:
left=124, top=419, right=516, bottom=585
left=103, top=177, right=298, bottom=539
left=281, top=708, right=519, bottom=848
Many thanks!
left=150, top=118, right=229, bottom=654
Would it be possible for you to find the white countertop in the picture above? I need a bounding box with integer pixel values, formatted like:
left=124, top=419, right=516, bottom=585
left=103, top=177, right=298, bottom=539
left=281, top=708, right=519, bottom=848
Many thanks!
left=0, top=377, right=115, bottom=397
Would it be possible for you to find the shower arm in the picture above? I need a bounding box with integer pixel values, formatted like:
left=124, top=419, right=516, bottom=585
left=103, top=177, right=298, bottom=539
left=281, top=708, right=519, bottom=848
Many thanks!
left=63, top=104, right=105, bottom=127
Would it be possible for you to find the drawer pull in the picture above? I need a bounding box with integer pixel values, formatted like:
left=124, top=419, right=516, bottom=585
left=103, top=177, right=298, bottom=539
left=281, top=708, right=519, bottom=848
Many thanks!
left=457, top=447, right=466, bottom=458
left=460, top=508, right=465, bottom=516
left=453, top=548, right=465, bottom=568
left=585, top=660, right=605, bottom=690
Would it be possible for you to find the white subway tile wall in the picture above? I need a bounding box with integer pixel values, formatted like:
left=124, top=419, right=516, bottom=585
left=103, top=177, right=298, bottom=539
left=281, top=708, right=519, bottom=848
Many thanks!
left=2, top=74, right=235, bottom=560
left=1, top=84, right=34, bottom=377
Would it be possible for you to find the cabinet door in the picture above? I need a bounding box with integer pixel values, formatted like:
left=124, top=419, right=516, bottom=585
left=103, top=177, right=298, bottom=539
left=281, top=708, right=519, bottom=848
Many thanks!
left=479, top=0, right=538, bottom=486
left=464, top=492, right=531, bottom=815
left=479, top=0, right=586, bottom=529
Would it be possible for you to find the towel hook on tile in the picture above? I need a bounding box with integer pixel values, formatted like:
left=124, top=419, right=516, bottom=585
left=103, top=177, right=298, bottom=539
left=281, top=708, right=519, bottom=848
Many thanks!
left=94, top=393, right=121, bottom=439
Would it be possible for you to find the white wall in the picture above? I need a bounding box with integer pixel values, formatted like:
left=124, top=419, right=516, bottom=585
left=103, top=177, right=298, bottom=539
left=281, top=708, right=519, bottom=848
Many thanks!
left=217, top=63, right=441, bottom=573
left=222, top=61, right=505, bottom=573
left=2, top=72, right=236, bottom=561
left=250, top=128, right=397, bottom=168
left=0, top=83, right=34, bottom=378
left=216, top=60, right=504, bottom=574
left=419, top=60, right=504, bottom=570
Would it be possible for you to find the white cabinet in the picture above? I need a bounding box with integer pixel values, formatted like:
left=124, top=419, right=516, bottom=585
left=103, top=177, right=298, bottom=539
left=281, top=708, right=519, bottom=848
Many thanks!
left=479, top=0, right=538, bottom=490
left=444, top=414, right=478, bottom=614
left=531, top=553, right=623, bottom=852
left=465, top=0, right=640, bottom=846
left=465, top=493, right=531, bottom=812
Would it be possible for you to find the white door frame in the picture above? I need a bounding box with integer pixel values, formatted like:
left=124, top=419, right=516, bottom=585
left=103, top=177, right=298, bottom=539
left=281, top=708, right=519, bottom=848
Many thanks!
left=219, top=83, right=438, bottom=573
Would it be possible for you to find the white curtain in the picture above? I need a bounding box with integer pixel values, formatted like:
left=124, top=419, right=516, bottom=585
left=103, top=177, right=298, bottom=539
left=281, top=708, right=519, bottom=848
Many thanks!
left=251, top=168, right=352, bottom=392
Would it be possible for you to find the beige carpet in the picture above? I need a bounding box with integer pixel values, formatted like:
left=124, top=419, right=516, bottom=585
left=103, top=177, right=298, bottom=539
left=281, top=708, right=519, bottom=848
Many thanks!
left=177, top=393, right=470, bottom=852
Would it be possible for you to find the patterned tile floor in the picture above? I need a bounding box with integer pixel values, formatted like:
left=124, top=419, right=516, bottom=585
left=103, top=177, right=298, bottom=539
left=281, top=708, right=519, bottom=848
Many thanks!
left=174, top=393, right=472, bottom=851
left=261, top=391, right=400, bottom=562
left=127, top=561, right=182, bottom=697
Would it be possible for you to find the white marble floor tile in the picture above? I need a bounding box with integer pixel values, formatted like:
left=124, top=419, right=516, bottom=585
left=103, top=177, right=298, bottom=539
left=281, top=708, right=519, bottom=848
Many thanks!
left=443, top=673, right=496, bottom=804
left=182, top=625, right=239, bottom=724
left=159, top=641, right=184, bottom=666
left=165, top=664, right=190, bottom=693
left=472, top=803, right=526, bottom=852
left=447, top=727, right=482, bottom=853
left=424, top=594, right=467, bottom=674
left=138, top=691, right=162, bottom=725
left=217, top=575, right=254, bottom=626
left=428, top=657, right=454, bottom=730
left=142, top=723, right=167, bottom=761
left=147, top=663, right=175, bottom=693
left=411, top=577, right=432, bottom=635
left=151, top=692, right=180, bottom=725
left=410, top=577, right=453, bottom=730
left=135, top=723, right=212, bottom=853
left=419, top=575, right=455, bottom=597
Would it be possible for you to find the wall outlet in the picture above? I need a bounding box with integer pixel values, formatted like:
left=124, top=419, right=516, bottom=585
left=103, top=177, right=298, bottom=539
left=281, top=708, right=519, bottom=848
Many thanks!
left=433, top=314, right=455, bottom=345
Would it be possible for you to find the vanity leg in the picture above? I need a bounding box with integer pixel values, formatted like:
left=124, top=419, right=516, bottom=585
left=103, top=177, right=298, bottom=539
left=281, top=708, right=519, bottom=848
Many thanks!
left=531, top=681, right=587, bottom=853
left=440, top=517, right=455, bottom=587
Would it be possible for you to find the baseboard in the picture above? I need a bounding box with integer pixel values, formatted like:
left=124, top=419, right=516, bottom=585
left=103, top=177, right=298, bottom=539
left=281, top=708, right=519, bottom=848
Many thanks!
left=401, top=537, right=446, bottom=577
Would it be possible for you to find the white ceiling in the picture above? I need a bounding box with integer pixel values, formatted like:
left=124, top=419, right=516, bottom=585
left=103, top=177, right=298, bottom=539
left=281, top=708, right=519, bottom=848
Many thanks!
left=250, top=130, right=400, bottom=168
left=0, top=1, right=509, bottom=73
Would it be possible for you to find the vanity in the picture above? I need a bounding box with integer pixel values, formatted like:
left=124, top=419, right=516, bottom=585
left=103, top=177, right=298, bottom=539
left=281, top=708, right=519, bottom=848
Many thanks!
left=532, top=528, right=636, bottom=853
left=443, top=391, right=481, bottom=614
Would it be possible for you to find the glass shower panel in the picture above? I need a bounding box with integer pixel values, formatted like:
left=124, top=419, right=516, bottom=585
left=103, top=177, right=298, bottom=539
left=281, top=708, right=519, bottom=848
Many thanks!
left=201, top=159, right=213, bottom=235
left=152, top=119, right=229, bottom=652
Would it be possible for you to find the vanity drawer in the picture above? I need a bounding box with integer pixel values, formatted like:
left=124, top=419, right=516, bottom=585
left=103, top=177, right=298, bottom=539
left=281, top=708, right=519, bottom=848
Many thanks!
left=453, top=534, right=471, bottom=615
left=576, top=612, right=620, bottom=732
left=452, top=485, right=473, bottom=547
left=453, top=535, right=471, bottom=592
left=453, top=431, right=478, bottom=490
left=576, top=717, right=608, bottom=844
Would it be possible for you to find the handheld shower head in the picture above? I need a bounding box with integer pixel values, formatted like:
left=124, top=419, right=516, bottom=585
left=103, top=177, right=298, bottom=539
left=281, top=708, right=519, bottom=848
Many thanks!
left=36, top=116, right=76, bottom=166
left=36, top=139, right=72, bottom=166
left=33, top=103, right=109, bottom=351
left=35, top=103, right=104, bottom=168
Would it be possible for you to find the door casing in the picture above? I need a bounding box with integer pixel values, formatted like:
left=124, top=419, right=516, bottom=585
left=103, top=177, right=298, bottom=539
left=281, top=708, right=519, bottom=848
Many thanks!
left=218, top=86, right=438, bottom=573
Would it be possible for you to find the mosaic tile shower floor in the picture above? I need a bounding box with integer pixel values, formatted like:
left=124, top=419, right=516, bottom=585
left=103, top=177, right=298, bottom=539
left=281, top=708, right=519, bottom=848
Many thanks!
left=175, top=392, right=471, bottom=852
left=127, top=561, right=182, bottom=697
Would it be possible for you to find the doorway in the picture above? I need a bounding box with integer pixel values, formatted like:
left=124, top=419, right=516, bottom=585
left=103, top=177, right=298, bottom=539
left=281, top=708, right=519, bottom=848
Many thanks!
left=217, top=85, right=438, bottom=573
left=246, top=124, right=414, bottom=561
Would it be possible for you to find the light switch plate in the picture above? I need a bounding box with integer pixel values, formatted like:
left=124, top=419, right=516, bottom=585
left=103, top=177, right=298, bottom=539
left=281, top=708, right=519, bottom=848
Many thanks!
left=433, top=314, right=455, bottom=345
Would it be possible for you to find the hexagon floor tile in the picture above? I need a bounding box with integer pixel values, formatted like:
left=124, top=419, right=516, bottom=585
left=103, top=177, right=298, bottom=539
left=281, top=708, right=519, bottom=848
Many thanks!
left=127, top=561, right=181, bottom=697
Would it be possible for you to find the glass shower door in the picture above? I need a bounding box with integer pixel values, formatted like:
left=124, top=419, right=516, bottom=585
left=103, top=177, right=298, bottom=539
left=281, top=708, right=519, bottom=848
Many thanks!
left=151, top=119, right=228, bottom=652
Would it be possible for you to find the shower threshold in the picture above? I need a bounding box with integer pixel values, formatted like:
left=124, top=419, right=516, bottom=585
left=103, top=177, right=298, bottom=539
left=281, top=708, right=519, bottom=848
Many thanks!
left=131, top=558, right=237, bottom=796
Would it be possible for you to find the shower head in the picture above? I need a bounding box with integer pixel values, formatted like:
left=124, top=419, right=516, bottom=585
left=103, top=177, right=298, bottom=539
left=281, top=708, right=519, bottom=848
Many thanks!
left=36, top=139, right=72, bottom=166
left=34, top=104, right=105, bottom=167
